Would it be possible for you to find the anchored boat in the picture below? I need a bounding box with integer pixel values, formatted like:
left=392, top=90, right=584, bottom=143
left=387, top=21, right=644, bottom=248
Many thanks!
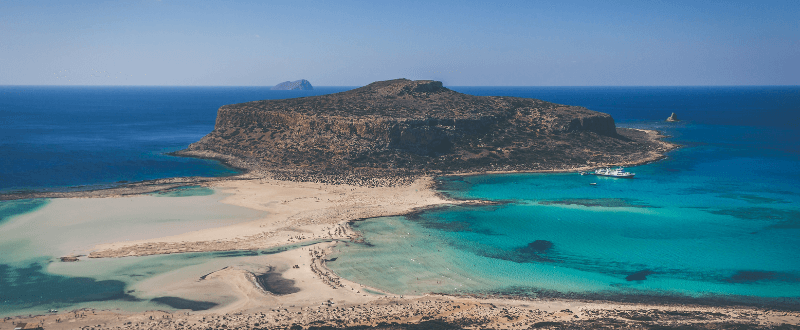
left=581, top=167, right=635, bottom=178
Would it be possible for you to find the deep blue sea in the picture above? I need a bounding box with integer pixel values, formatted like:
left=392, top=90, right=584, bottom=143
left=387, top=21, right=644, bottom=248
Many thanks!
left=1, top=85, right=799, bottom=315
left=0, top=86, right=352, bottom=193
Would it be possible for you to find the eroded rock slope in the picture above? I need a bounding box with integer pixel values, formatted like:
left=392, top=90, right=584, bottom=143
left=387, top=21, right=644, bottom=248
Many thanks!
left=179, top=79, right=672, bottom=182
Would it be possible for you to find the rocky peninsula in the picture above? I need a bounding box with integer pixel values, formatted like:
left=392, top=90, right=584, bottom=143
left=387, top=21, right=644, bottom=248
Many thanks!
left=177, top=79, right=675, bottom=185
left=12, top=80, right=773, bottom=330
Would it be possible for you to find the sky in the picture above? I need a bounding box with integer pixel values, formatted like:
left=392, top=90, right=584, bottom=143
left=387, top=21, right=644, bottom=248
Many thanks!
left=1, top=0, right=797, bottom=86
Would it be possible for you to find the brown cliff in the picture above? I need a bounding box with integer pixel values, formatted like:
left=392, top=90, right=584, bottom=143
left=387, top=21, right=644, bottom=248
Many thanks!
left=178, top=79, right=674, bottom=183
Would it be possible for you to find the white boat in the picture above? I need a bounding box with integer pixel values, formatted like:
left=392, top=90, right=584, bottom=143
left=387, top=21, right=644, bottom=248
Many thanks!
left=588, top=167, right=635, bottom=178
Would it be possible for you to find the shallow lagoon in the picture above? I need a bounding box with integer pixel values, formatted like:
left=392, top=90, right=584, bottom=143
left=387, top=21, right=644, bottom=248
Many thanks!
left=327, top=121, right=800, bottom=306
left=0, top=189, right=271, bottom=317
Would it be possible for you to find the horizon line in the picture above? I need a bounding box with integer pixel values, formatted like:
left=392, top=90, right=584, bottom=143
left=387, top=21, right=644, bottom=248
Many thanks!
left=2, top=84, right=798, bottom=88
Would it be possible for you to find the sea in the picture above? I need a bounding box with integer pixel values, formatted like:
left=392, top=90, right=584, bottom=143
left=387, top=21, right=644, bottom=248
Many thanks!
left=1, top=85, right=799, bottom=315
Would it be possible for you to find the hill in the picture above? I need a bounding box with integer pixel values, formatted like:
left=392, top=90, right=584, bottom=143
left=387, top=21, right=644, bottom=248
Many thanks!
left=178, top=79, right=674, bottom=184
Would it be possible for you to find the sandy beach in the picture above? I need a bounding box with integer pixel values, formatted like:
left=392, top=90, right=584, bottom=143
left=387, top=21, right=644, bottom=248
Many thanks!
left=3, top=169, right=799, bottom=328
left=86, top=176, right=461, bottom=258
left=7, top=240, right=800, bottom=328
left=2, top=126, right=798, bottom=328
left=6, top=236, right=800, bottom=329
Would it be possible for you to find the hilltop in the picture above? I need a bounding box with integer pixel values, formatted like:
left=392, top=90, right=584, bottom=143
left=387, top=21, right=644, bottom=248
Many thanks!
left=178, top=79, right=674, bottom=184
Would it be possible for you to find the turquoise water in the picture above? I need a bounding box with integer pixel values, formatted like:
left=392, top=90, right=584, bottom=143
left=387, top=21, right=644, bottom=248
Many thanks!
left=148, top=185, right=216, bottom=197
left=2, top=86, right=799, bottom=314
left=0, top=189, right=274, bottom=316
left=328, top=120, right=800, bottom=307
left=1, top=243, right=326, bottom=317
left=0, top=199, right=49, bottom=226
left=325, top=87, right=800, bottom=306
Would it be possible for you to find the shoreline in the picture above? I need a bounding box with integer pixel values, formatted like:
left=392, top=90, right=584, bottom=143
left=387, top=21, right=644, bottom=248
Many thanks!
left=441, top=128, right=678, bottom=177
left=84, top=176, right=459, bottom=259
left=0, top=127, right=677, bottom=201
left=5, top=239, right=800, bottom=327
left=4, top=281, right=799, bottom=330
left=8, top=127, right=795, bottom=328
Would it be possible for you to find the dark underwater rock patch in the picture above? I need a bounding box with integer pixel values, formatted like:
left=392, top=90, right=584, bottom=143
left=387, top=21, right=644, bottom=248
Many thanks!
left=0, top=263, right=139, bottom=306
left=721, top=270, right=800, bottom=284
left=726, top=271, right=777, bottom=283
left=504, top=240, right=557, bottom=263
left=255, top=270, right=301, bottom=295
left=717, top=193, right=788, bottom=204
left=150, top=296, right=218, bottom=311
left=626, top=270, right=654, bottom=281
left=707, top=207, right=800, bottom=229
left=404, top=207, right=501, bottom=235
left=213, top=250, right=260, bottom=258
left=522, top=240, right=553, bottom=253
left=708, top=207, right=800, bottom=221
left=539, top=198, right=655, bottom=208
left=150, top=185, right=215, bottom=197
left=767, top=218, right=800, bottom=229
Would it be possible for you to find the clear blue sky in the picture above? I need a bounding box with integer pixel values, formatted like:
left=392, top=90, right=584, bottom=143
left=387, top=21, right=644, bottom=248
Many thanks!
left=1, top=0, right=797, bottom=86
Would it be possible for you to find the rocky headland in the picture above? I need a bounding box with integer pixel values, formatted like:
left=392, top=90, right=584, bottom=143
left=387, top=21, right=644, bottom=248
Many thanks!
left=177, top=79, right=675, bottom=184
left=3, top=81, right=796, bottom=330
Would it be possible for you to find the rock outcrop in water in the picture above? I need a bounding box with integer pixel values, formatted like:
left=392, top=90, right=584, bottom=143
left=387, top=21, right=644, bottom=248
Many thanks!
left=178, top=79, right=674, bottom=183
left=271, top=79, right=313, bottom=90
left=666, top=112, right=679, bottom=122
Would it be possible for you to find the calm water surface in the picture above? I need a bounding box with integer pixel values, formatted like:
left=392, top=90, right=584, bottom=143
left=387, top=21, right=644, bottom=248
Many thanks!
left=1, top=86, right=798, bottom=315
left=327, top=86, right=800, bottom=305
left=0, top=86, right=353, bottom=193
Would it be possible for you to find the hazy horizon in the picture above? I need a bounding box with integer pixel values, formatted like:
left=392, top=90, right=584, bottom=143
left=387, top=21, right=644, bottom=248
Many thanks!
left=2, top=83, right=798, bottom=87
left=2, top=0, right=797, bottom=87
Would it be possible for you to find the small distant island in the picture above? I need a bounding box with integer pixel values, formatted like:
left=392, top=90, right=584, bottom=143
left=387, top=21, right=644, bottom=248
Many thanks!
left=271, top=79, right=313, bottom=90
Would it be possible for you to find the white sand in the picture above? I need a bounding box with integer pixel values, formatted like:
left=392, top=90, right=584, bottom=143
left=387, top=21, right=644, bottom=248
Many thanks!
left=89, top=176, right=456, bottom=258
left=4, top=176, right=799, bottom=328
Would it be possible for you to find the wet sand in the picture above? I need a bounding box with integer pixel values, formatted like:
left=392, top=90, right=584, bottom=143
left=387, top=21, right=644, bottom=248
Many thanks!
left=6, top=243, right=800, bottom=330
left=87, top=176, right=459, bottom=258
left=5, top=241, right=800, bottom=328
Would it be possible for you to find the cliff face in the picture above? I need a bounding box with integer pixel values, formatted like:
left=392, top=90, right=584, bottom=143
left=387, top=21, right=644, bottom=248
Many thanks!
left=182, top=79, right=666, bottom=179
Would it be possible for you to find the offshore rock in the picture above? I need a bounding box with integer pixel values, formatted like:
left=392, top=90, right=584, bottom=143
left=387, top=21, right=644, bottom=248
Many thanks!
left=666, top=112, right=679, bottom=122
left=271, top=79, right=313, bottom=90
left=179, top=79, right=673, bottom=182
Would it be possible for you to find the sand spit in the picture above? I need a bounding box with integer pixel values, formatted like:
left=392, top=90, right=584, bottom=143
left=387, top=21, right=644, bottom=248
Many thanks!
left=87, top=176, right=460, bottom=258
left=7, top=242, right=800, bottom=329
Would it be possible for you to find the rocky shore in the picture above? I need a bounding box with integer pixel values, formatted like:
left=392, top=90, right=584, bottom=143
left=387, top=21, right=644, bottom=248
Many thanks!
left=0, top=126, right=675, bottom=202
left=176, top=78, right=679, bottom=185
left=5, top=296, right=798, bottom=330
